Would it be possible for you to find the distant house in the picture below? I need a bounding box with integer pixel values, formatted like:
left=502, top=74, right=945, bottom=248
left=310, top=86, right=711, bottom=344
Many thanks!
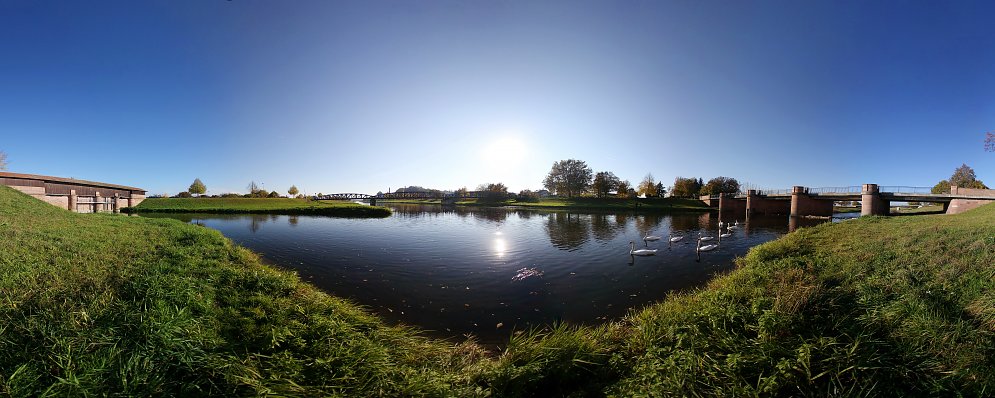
left=536, top=190, right=552, bottom=198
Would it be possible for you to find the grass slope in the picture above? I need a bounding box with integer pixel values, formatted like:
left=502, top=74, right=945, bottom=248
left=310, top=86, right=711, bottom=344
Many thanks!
left=0, top=187, right=470, bottom=396
left=127, top=197, right=391, bottom=217
left=3, top=185, right=995, bottom=395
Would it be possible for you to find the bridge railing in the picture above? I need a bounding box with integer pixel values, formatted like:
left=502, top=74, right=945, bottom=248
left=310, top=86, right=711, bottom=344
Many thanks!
left=808, top=186, right=862, bottom=194
left=757, top=188, right=792, bottom=196
left=880, top=186, right=933, bottom=194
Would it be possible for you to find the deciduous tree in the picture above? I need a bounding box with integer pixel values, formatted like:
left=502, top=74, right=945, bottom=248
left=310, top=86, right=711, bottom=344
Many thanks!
left=986, top=131, right=994, bottom=152
left=543, top=159, right=592, bottom=198
left=188, top=178, right=206, bottom=196
left=700, top=177, right=741, bottom=196
left=616, top=180, right=632, bottom=198
left=931, top=180, right=950, bottom=194
left=637, top=173, right=658, bottom=198
left=671, top=177, right=703, bottom=198
left=950, top=163, right=987, bottom=188
left=591, top=171, right=621, bottom=198
left=0, top=150, right=7, bottom=170
left=288, top=185, right=299, bottom=196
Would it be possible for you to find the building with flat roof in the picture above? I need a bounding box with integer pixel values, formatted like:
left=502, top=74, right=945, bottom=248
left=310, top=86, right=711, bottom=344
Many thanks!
left=0, top=171, right=145, bottom=213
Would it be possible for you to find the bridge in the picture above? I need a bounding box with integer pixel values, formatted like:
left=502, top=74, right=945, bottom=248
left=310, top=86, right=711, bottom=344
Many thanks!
left=702, top=184, right=995, bottom=217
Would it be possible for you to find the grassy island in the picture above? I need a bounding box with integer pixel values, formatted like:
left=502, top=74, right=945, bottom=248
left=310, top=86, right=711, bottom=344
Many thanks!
left=125, top=197, right=392, bottom=218
left=3, top=184, right=995, bottom=395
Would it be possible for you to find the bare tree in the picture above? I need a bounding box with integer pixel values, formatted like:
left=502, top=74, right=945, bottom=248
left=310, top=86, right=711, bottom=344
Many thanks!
left=0, top=150, right=7, bottom=170
left=986, top=131, right=994, bottom=152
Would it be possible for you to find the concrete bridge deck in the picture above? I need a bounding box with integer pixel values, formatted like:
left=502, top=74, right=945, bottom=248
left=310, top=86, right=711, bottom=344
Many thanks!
left=703, top=184, right=995, bottom=218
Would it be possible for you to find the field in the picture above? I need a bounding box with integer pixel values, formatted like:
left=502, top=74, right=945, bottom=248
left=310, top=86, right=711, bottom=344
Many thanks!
left=3, top=184, right=995, bottom=395
left=127, top=197, right=391, bottom=217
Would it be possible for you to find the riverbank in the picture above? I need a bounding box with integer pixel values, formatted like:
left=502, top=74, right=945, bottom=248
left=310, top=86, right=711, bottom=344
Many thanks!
left=125, top=197, right=391, bottom=217
left=379, top=197, right=712, bottom=212
left=3, top=185, right=995, bottom=395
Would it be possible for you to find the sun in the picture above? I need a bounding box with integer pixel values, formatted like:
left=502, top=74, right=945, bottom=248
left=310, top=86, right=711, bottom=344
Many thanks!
left=481, top=136, right=527, bottom=166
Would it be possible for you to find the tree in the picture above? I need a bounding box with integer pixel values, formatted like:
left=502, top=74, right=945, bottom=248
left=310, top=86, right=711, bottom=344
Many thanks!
left=655, top=182, right=666, bottom=197
left=591, top=171, right=621, bottom=198
left=637, top=173, right=658, bottom=198
left=288, top=185, right=299, bottom=196
left=616, top=180, right=632, bottom=198
left=986, top=131, right=994, bottom=152
left=947, top=163, right=988, bottom=189
left=247, top=181, right=260, bottom=194
left=268, top=191, right=280, bottom=198
left=543, top=159, right=593, bottom=198
left=931, top=180, right=950, bottom=194
left=671, top=177, right=703, bottom=198
left=477, top=182, right=508, bottom=201
left=0, top=150, right=7, bottom=170
left=700, top=177, right=741, bottom=196
left=188, top=178, right=206, bottom=196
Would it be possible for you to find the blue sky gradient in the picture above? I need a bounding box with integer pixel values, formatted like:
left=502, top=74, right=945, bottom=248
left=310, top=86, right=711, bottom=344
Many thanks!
left=2, top=1, right=993, bottom=195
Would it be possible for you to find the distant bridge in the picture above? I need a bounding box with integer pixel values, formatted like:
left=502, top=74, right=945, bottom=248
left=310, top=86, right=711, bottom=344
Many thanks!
left=702, top=184, right=995, bottom=217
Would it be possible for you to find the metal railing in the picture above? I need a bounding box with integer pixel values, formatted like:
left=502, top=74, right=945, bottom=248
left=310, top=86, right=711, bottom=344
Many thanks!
left=880, top=186, right=932, bottom=194
left=756, top=188, right=792, bottom=196
left=808, top=186, right=862, bottom=194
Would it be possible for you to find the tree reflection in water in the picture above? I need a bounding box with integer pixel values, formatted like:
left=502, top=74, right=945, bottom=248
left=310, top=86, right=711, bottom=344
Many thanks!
left=545, top=212, right=590, bottom=251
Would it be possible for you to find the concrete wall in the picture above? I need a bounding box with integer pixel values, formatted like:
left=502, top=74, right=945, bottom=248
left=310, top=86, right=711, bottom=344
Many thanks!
left=946, top=198, right=995, bottom=214
left=746, top=191, right=791, bottom=215
left=950, top=186, right=995, bottom=198
left=718, top=195, right=746, bottom=212
left=699, top=195, right=719, bottom=207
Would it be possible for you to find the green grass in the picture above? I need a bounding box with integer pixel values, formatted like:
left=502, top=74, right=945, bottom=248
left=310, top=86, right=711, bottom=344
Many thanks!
left=3, top=184, right=995, bottom=395
left=126, top=197, right=391, bottom=217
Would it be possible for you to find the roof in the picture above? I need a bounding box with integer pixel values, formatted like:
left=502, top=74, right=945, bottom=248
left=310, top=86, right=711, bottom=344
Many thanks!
left=0, top=171, right=145, bottom=193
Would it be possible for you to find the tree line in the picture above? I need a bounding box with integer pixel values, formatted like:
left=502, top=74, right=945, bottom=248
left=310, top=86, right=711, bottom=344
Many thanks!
left=541, top=159, right=741, bottom=199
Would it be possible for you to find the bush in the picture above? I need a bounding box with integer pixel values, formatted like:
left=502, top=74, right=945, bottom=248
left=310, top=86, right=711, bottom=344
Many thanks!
left=173, top=191, right=192, bottom=198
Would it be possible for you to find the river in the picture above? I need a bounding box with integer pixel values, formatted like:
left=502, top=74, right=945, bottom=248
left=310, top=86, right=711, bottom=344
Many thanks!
left=144, top=205, right=838, bottom=345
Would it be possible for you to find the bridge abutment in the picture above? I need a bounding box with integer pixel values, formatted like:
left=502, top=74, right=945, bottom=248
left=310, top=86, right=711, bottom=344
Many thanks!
left=718, top=194, right=745, bottom=212
left=790, top=186, right=833, bottom=218
left=746, top=190, right=791, bottom=216
left=861, top=184, right=889, bottom=216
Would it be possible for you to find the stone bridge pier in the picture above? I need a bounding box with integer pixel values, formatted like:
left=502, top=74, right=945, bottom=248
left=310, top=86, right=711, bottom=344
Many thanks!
left=860, top=184, right=889, bottom=216
left=790, top=186, right=834, bottom=218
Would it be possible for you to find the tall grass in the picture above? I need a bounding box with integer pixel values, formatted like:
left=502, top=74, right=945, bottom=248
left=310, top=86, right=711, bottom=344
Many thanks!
left=3, top=184, right=995, bottom=395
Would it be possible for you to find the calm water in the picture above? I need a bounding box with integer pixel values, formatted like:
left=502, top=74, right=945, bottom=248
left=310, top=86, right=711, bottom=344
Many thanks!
left=146, top=205, right=833, bottom=345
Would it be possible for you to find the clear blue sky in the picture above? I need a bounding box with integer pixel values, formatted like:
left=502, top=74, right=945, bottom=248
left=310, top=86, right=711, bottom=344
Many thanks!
left=2, top=1, right=993, bottom=195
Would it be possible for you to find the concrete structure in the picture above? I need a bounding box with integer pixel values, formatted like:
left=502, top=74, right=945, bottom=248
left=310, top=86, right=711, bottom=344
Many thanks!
left=0, top=171, right=145, bottom=213
left=700, top=184, right=995, bottom=218
left=947, top=185, right=995, bottom=214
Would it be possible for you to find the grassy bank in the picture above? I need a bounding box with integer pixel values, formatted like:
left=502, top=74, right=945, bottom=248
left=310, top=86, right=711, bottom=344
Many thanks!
left=380, top=197, right=712, bottom=213
left=126, top=197, right=391, bottom=217
left=3, top=185, right=995, bottom=395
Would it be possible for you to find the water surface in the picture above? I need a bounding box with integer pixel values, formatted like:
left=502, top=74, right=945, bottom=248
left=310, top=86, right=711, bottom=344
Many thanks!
left=147, top=205, right=829, bottom=345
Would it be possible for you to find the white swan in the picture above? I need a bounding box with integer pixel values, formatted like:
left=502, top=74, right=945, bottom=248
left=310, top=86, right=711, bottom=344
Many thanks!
left=697, top=237, right=718, bottom=252
left=719, top=226, right=733, bottom=240
left=643, top=235, right=662, bottom=242
left=698, top=232, right=714, bottom=242
left=669, top=234, right=684, bottom=243
left=629, top=241, right=657, bottom=256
